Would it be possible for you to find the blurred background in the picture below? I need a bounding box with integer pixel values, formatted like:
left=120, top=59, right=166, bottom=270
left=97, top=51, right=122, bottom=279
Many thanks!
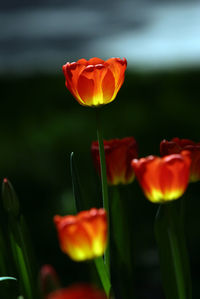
left=1, top=0, right=200, bottom=298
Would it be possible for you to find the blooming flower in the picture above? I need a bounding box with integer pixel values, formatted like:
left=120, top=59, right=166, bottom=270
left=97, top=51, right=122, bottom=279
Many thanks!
left=160, top=137, right=200, bottom=182
left=131, top=151, right=191, bottom=203
left=46, top=284, right=107, bottom=299
left=91, top=137, right=138, bottom=185
left=62, top=57, right=127, bottom=107
left=54, top=208, right=107, bottom=261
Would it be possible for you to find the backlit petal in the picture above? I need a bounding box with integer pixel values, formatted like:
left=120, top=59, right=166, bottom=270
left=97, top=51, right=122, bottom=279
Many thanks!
left=102, top=69, right=115, bottom=103
left=160, top=137, right=200, bottom=182
left=62, top=57, right=127, bottom=107
left=132, top=152, right=191, bottom=203
left=54, top=208, right=107, bottom=261
left=92, top=137, right=138, bottom=185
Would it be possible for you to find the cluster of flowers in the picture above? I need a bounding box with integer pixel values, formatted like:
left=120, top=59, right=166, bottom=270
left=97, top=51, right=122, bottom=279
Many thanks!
left=55, top=137, right=200, bottom=259
left=51, top=57, right=199, bottom=298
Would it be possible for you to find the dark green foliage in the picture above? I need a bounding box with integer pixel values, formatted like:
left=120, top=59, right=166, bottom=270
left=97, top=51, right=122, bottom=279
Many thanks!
left=1, top=68, right=200, bottom=297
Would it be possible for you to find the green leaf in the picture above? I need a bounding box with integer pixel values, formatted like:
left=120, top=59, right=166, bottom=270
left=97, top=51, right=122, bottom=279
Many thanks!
left=2, top=179, right=39, bottom=299
left=0, top=277, right=17, bottom=282
left=155, top=205, right=179, bottom=299
left=155, top=202, right=192, bottom=299
left=110, top=187, right=135, bottom=298
left=0, top=275, right=19, bottom=299
left=94, top=257, right=111, bottom=297
left=70, top=152, right=84, bottom=212
left=95, top=109, right=110, bottom=275
left=70, top=153, right=111, bottom=296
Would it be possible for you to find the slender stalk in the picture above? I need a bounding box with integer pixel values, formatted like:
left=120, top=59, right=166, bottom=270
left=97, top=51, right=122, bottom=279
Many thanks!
left=10, top=231, right=32, bottom=299
left=2, top=179, right=38, bottom=299
left=165, top=204, right=186, bottom=299
left=94, top=257, right=111, bottom=297
left=95, top=110, right=109, bottom=214
left=111, top=187, right=135, bottom=298
left=111, top=187, right=132, bottom=271
left=179, top=194, right=192, bottom=299
left=9, top=218, right=35, bottom=299
left=95, top=109, right=110, bottom=276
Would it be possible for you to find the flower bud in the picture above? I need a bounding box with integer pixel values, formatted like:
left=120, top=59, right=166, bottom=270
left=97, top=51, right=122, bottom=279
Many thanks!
left=40, top=264, right=61, bottom=296
left=2, top=178, right=20, bottom=218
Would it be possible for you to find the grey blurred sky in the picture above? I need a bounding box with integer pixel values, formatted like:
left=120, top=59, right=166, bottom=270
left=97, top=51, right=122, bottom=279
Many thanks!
left=1, top=0, right=200, bottom=74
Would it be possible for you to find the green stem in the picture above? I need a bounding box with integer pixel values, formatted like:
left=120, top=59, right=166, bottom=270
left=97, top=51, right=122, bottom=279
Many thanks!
left=179, top=194, right=192, bottom=299
left=96, top=110, right=109, bottom=215
left=111, top=187, right=132, bottom=271
left=94, top=257, right=111, bottom=296
left=111, top=187, right=135, bottom=298
left=165, top=204, right=186, bottom=299
left=95, top=109, right=110, bottom=276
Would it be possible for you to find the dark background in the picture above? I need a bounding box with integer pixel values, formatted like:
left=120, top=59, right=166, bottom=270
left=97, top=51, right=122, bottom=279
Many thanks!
left=1, top=1, right=200, bottom=298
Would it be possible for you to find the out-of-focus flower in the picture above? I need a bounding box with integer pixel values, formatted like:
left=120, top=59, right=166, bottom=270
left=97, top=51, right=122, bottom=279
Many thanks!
left=40, top=265, right=61, bottom=296
left=62, top=57, right=127, bottom=107
left=91, top=137, right=138, bottom=185
left=160, top=137, right=200, bottom=182
left=54, top=208, right=107, bottom=261
left=46, top=284, right=107, bottom=299
left=131, top=151, right=191, bottom=203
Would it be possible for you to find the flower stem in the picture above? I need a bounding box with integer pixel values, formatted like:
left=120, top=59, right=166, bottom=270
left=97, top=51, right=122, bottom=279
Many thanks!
left=165, top=203, right=186, bottom=299
left=111, top=187, right=135, bottom=298
left=94, top=257, right=111, bottom=296
left=95, top=109, right=110, bottom=276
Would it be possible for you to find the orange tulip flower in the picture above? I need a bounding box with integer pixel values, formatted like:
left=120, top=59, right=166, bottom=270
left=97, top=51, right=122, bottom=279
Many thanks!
left=160, top=137, right=200, bottom=182
left=46, top=284, right=106, bottom=299
left=91, top=137, right=138, bottom=185
left=54, top=208, right=107, bottom=261
left=62, top=57, right=127, bottom=107
left=131, top=151, right=191, bottom=203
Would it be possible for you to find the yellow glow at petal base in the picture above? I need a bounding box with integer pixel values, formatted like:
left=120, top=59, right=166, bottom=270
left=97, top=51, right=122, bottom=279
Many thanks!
left=92, top=137, right=138, bottom=186
left=132, top=151, right=191, bottom=204
left=54, top=208, right=107, bottom=262
left=62, top=57, right=127, bottom=107
left=146, top=188, right=185, bottom=203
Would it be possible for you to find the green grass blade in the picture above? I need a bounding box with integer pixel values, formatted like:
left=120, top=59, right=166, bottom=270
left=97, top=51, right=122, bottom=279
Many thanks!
left=155, top=202, right=192, bottom=299
left=70, top=152, right=84, bottom=212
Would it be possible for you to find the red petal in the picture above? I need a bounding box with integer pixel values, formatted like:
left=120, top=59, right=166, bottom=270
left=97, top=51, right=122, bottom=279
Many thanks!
left=102, top=69, right=115, bottom=103
left=88, top=57, right=105, bottom=65
left=77, top=74, right=94, bottom=105
left=76, top=58, right=88, bottom=65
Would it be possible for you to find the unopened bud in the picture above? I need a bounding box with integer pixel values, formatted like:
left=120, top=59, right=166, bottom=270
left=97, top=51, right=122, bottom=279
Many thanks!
left=2, top=178, right=20, bottom=218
